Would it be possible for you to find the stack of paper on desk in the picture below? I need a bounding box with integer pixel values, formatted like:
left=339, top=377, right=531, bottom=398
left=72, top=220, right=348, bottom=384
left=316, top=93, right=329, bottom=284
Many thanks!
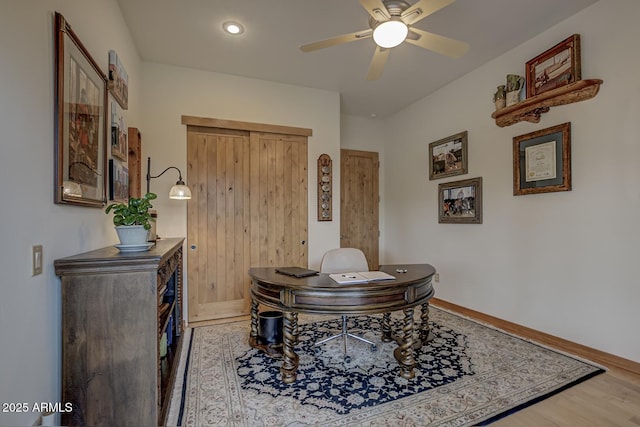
left=329, top=271, right=396, bottom=284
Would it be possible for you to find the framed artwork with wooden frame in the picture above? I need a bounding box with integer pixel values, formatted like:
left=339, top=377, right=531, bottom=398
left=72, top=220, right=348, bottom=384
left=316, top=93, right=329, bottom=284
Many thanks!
left=110, top=101, right=127, bottom=161
left=109, top=159, right=129, bottom=202
left=54, top=12, right=108, bottom=207
left=108, top=50, right=129, bottom=110
left=438, top=177, right=482, bottom=224
left=513, top=122, right=571, bottom=196
left=525, top=34, right=581, bottom=98
left=429, top=131, right=468, bottom=180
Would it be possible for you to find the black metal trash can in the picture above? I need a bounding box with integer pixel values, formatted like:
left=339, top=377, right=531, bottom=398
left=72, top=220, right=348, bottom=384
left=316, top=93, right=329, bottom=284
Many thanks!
left=258, top=310, right=283, bottom=346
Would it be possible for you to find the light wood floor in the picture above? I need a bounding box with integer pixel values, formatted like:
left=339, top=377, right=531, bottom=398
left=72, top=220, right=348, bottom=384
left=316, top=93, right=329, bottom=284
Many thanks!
left=491, top=367, right=640, bottom=426
left=431, top=299, right=640, bottom=427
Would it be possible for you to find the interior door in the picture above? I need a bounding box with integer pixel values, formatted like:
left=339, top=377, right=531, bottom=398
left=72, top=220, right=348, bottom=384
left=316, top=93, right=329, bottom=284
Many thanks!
left=340, top=149, right=379, bottom=269
left=186, top=125, right=308, bottom=323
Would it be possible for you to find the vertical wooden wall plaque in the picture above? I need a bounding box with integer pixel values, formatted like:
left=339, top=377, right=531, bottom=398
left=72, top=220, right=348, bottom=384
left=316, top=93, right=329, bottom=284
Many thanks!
left=128, top=127, right=141, bottom=198
left=317, top=154, right=332, bottom=221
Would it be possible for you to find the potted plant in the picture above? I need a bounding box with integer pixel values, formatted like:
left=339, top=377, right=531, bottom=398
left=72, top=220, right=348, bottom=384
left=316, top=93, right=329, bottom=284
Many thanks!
left=105, top=192, right=157, bottom=246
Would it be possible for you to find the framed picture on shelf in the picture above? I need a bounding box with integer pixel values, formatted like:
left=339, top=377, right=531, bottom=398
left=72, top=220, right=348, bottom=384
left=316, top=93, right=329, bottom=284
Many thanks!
left=53, top=12, right=108, bottom=207
left=526, top=34, right=581, bottom=98
left=513, top=122, right=571, bottom=196
left=109, top=159, right=129, bottom=202
left=428, top=131, right=468, bottom=180
left=110, top=101, right=127, bottom=161
left=438, top=177, right=482, bottom=224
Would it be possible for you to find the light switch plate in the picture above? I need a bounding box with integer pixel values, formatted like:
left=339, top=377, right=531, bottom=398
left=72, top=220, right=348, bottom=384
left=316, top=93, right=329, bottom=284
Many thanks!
left=32, top=245, right=43, bottom=276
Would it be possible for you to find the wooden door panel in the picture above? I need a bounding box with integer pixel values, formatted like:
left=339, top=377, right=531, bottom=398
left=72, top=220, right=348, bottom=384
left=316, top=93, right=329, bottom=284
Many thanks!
left=187, top=131, right=251, bottom=322
left=340, top=149, right=379, bottom=269
left=187, top=127, right=307, bottom=323
left=250, top=132, right=308, bottom=268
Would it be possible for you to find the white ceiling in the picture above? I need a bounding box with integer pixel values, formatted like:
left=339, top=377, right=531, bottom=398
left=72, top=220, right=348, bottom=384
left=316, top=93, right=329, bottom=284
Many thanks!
left=117, top=0, right=598, bottom=118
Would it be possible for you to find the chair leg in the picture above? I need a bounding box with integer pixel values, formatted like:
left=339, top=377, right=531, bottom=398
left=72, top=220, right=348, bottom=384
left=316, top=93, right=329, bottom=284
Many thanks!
left=314, top=315, right=377, bottom=354
left=346, top=332, right=376, bottom=347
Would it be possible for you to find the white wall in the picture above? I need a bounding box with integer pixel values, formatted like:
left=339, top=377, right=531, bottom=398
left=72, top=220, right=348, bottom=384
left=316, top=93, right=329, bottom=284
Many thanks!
left=139, top=63, right=342, bottom=270
left=382, top=0, right=640, bottom=363
left=1, top=1, right=637, bottom=425
left=0, top=1, right=141, bottom=425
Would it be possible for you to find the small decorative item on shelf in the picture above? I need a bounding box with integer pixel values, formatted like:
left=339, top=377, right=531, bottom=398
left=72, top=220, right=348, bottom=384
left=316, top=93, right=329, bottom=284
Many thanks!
left=493, top=85, right=506, bottom=110
left=506, top=74, right=525, bottom=106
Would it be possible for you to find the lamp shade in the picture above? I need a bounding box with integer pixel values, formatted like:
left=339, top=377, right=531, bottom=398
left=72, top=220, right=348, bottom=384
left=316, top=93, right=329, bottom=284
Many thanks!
left=373, top=19, right=408, bottom=48
left=169, top=183, right=192, bottom=200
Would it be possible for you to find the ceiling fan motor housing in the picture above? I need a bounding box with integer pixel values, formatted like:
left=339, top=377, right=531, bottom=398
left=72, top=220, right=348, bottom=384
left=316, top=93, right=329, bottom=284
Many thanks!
left=368, top=0, right=411, bottom=29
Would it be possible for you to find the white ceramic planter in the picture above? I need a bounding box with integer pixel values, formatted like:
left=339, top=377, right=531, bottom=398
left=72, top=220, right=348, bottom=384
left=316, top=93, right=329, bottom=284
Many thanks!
left=115, top=225, right=149, bottom=246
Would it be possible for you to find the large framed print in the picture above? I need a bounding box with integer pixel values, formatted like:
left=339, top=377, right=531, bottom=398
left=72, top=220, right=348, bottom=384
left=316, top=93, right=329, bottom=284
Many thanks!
left=429, top=131, right=468, bottom=180
left=438, top=177, right=482, bottom=224
left=54, top=12, right=108, bottom=207
left=526, top=34, right=581, bottom=98
left=513, top=122, right=571, bottom=196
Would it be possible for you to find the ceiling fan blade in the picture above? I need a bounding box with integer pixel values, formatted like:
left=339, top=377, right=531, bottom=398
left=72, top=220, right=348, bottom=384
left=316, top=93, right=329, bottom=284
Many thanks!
left=405, top=27, right=469, bottom=58
left=366, top=46, right=390, bottom=80
left=300, top=29, right=372, bottom=52
left=401, top=0, right=455, bottom=25
left=359, top=0, right=390, bottom=22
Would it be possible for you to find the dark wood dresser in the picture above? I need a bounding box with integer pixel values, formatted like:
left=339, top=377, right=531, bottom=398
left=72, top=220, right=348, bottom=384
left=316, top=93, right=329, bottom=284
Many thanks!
left=54, top=237, right=184, bottom=426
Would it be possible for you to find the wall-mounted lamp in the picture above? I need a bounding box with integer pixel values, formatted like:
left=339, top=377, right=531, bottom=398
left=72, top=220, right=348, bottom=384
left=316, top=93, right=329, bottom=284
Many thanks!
left=146, top=157, right=192, bottom=200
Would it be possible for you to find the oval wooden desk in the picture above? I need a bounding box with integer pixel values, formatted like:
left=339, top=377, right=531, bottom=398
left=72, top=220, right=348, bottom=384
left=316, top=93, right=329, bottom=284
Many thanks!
left=248, top=264, right=436, bottom=383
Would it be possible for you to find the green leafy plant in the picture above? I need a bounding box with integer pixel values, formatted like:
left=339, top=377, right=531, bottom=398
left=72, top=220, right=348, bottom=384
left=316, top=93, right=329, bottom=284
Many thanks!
left=105, top=192, right=157, bottom=230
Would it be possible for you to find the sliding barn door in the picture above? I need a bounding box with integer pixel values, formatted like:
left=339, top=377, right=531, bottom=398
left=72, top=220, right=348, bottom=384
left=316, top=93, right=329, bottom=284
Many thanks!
left=186, top=125, right=308, bottom=323
left=249, top=132, right=308, bottom=268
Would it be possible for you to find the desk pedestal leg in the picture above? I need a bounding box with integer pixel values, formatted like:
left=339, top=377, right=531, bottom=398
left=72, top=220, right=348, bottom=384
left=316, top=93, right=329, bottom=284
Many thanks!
left=381, top=312, right=393, bottom=342
left=419, top=302, right=433, bottom=344
left=280, top=311, right=299, bottom=384
left=394, top=307, right=416, bottom=379
left=248, top=298, right=259, bottom=348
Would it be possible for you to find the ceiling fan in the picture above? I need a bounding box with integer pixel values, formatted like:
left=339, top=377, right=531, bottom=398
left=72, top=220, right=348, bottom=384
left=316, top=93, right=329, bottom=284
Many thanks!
left=300, top=0, right=469, bottom=80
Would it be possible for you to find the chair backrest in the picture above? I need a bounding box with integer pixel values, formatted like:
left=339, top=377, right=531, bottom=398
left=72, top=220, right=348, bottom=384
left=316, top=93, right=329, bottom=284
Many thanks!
left=320, top=248, right=369, bottom=274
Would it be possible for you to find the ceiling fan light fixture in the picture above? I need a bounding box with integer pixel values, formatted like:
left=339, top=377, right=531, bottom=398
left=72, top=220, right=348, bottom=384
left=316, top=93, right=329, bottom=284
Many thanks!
left=372, top=19, right=408, bottom=48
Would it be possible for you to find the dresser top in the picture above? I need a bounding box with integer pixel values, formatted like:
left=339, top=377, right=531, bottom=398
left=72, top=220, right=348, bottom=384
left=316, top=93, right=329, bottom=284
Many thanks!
left=54, top=237, right=184, bottom=276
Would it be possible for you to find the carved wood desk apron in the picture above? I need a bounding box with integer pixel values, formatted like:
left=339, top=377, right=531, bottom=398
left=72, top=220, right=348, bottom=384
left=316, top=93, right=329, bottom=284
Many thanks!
left=248, top=264, right=436, bottom=383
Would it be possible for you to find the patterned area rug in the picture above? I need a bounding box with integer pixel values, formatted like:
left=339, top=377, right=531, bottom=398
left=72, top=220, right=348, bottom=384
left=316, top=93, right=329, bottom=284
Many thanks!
left=171, top=307, right=604, bottom=426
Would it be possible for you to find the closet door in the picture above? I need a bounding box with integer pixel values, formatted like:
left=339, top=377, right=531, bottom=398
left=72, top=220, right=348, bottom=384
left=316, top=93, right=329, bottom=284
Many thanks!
left=249, top=132, right=308, bottom=269
left=340, top=149, right=379, bottom=269
left=186, top=125, right=308, bottom=323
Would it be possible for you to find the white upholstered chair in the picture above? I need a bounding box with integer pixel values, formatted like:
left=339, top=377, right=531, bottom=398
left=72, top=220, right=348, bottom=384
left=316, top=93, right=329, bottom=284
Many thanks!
left=315, top=248, right=377, bottom=360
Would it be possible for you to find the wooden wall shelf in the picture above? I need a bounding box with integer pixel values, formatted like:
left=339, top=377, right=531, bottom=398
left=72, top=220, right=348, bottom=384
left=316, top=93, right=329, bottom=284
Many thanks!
left=491, top=79, right=603, bottom=127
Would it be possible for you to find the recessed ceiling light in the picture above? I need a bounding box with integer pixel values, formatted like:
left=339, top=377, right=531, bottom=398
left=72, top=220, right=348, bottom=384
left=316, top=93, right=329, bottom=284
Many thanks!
left=223, top=21, right=244, bottom=35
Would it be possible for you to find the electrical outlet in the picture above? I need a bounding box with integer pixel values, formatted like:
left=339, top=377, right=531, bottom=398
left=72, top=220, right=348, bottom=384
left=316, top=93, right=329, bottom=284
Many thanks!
left=32, top=245, right=43, bottom=276
left=434, top=273, right=440, bottom=283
